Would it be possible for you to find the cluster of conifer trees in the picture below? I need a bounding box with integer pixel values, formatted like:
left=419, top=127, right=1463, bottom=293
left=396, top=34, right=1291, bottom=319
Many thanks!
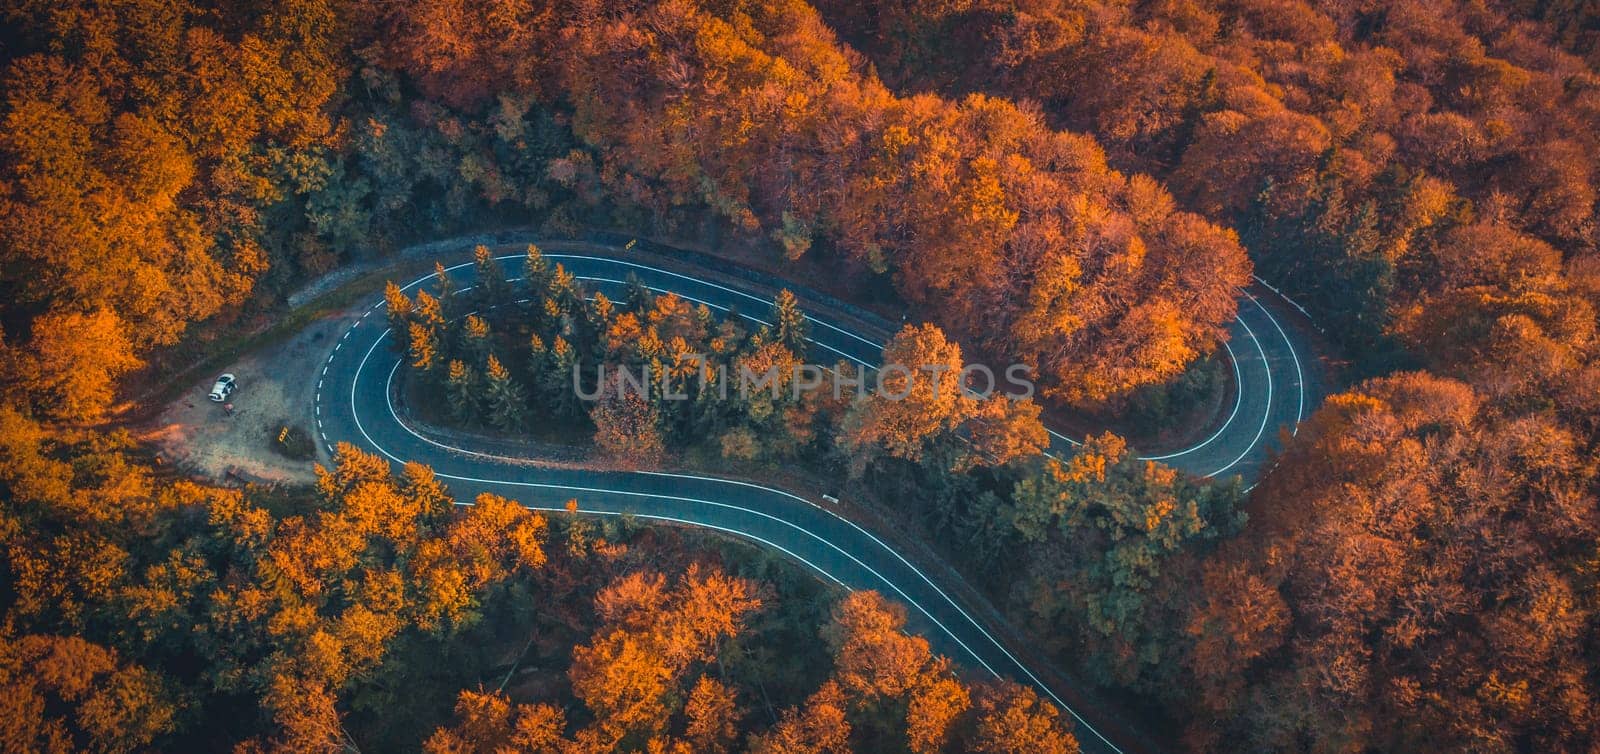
left=392, top=244, right=1258, bottom=754
left=6, top=0, right=1600, bottom=749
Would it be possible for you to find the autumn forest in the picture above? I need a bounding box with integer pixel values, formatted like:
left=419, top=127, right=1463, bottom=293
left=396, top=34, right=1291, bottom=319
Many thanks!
left=3, top=0, right=1600, bottom=752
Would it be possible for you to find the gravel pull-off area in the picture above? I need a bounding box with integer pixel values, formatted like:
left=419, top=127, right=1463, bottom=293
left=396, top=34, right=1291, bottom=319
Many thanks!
left=142, top=309, right=355, bottom=485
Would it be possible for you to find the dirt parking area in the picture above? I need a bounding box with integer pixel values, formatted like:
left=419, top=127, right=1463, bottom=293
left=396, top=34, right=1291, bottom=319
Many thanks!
left=140, top=308, right=358, bottom=485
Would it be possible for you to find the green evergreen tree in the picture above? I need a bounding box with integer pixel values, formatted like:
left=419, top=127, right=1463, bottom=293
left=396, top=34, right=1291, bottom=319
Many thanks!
left=434, top=261, right=458, bottom=318
left=544, top=336, right=581, bottom=420
left=472, top=245, right=511, bottom=310
left=547, top=263, right=580, bottom=313
left=409, top=322, right=441, bottom=374
left=770, top=288, right=808, bottom=356
left=483, top=354, right=528, bottom=431
left=524, top=243, right=552, bottom=293
left=636, top=329, right=665, bottom=364
left=694, top=303, right=715, bottom=338
left=446, top=359, right=479, bottom=424
left=623, top=272, right=654, bottom=313
left=384, top=281, right=413, bottom=348
left=411, top=289, right=448, bottom=364
left=524, top=244, right=554, bottom=330
left=414, top=289, right=444, bottom=327
left=527, top=333, right=548, bottom=385
left=588, top=292, right=615, bottom=330
left=583, top=291, right=615, bottom=357
left=542, top=297, right=566, bottom=339
left=715, top=308, right=746, bottom=353
left=460, top=314, right=491, bottom=365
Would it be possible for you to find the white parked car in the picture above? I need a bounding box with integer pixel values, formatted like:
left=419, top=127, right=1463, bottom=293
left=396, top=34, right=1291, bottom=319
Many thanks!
left=209, top=373, right=237, bottom=402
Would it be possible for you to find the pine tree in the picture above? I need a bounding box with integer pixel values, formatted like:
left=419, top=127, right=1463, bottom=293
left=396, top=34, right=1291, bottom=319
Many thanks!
left=695, top=303, right=715, bottom=339
left=460, top=314, right=491, bottom=364
left=636, top=328, right=665, bottom=363
left=542, top=297, right=566, bottom=341
left=414, top=289, right=444, bottom=327
left=409, top=322, right=441, bottom=373
left=524, top=244, right=554, bottom=330
left=770, top=289, right=809, bottom=357
left=547, top=263, right=580, bottom=313
left=588, top=292, right=615, bottom=329
left=527, top=333, right=548, bottom=385
left=524, top=243, right=552, bottom=293
left=483, top=354, right=528, bottom=431
left=714, top=308, right=746, bottom=356
left=446, top=359, right=478, bottom=424
left=434, top=261, right=458, bottom=318
left=545, top=337, right=580, bottom=419
left=472, top=245, right=511, bottom=310
left=384, top=281, right=414, bottom=343
left=584, top=292, right=615, bottom=354
left=623, top=272, right=655, bottom=313
left=410, top=289, right=448, bottom=367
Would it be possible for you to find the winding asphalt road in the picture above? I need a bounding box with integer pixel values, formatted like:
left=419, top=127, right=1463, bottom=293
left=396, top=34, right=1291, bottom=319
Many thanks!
left=312, top=242, right=1321, bottom=753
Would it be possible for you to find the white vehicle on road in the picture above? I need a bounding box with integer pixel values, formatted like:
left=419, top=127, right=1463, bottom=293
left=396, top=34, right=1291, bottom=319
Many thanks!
left=209, top=374, right=237, bottom=402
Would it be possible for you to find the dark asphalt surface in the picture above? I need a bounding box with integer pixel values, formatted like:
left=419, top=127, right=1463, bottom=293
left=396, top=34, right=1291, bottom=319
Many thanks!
left=312, top=243, right=1323, bottom=754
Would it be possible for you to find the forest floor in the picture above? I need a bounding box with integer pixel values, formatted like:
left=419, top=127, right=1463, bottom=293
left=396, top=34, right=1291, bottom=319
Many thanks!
left=139, top=307, right=357, bottom=485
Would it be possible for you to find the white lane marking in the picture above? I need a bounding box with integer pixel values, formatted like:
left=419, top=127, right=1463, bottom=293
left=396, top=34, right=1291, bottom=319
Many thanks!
left=386, top=250, right=1276, bottom=470
left=451, top=275, right=872, bottom=372
left=325, top=251, right=1134, bottom=746
left=455, top=288, right=1070, bottom=464
left=1202, top=310, right=1273, bottom=478
left=1250, top=273, right=1319, bottom=329
left=412, top=262, right=877, bottom=368
left=500, top=501, right=847, bottom=589
left=310, top=246, right=1311, bottom=754
left=1244, top=289, right=1305, bottom=428
left=629, top=474, right=1120, bottom=749
left=543, top=252, right=1277, bottom=468
left=569, top=276, right=872, bottom=370
left=542, top=253, right=884, bottom=352
left=1139, top=336, right=1245, bottom=461
left=360, top=341, right=1001, bottom=674
left=318, top=251, right=1289, bottom=489
left=1045, top=429, right=1084, bottom=447
left=367, top=343, right=1122, bottom=753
